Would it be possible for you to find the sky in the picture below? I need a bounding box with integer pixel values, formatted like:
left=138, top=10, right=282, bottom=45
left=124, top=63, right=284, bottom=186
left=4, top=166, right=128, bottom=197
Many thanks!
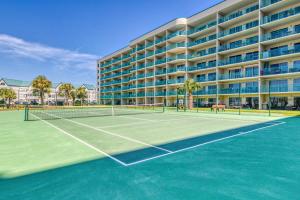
left=0, top=0, right=223, bottom=85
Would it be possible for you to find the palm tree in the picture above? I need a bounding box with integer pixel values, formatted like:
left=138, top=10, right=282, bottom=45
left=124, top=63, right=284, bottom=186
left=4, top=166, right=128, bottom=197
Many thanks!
left=76, top=86, right=88, bottom=106
left=183, top=78, right=201, bottom=109
left=0, top=88, right=17, bottom=108
left=59, top=83, right=74, bottom=106
left=31, top=75, right=52, bottom=105
left=70, top=90, right=76, bottom=106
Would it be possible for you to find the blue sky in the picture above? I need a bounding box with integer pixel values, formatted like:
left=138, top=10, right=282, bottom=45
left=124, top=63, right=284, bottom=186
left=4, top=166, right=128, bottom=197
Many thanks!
left=0, top=0, right=222, bottom=85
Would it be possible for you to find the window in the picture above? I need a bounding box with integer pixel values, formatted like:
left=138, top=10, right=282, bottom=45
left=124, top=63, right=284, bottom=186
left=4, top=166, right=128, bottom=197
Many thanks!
left=245, top=66, right=258, bottom=77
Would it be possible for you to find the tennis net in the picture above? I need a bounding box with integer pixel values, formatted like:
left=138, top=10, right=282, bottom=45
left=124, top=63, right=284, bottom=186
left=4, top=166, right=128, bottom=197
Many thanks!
left=24, top=104, right=165, bottom=121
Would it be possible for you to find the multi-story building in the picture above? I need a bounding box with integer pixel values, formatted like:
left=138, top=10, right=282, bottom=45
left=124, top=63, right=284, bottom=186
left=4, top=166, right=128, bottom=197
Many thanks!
left=0, top=78, right=97, bottom=105
left=97, top=0, right=300, bottom=110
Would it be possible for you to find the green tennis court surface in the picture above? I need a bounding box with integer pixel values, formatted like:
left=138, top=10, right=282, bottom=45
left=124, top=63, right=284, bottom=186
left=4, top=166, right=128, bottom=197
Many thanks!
left=1, top=108, right=300, bottom=199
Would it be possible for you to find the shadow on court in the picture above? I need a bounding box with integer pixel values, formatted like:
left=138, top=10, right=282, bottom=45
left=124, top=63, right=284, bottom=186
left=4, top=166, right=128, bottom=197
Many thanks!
left=1, top=117, right=300, bottom=200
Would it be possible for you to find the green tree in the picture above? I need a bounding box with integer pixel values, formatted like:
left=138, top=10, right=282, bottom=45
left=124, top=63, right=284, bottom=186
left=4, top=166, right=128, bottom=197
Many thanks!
left=76, top=86, right=88, bottom=106
left=59, top=83, right=74, bottom=106
left=183, top=78, right=201, bottom=109
left=32, top=75, right=52, bottom=105
left=0, top=88, right=17, bottom=108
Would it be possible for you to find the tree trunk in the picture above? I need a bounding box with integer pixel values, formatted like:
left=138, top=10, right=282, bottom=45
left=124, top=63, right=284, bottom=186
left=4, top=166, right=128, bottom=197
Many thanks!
left=7, top=98, right=11, bottom=108
left=188, top=94, right=193, bottom=109
left=40, top=92, right=44, bottom=105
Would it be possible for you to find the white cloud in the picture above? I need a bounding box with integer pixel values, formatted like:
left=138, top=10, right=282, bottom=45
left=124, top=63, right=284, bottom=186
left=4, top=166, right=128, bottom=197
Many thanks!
left=0, top=34, right=99, bottom=70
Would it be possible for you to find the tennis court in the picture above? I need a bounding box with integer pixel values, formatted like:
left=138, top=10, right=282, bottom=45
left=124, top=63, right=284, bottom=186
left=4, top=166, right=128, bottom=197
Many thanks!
left=1, top=106, right=300, bottom=199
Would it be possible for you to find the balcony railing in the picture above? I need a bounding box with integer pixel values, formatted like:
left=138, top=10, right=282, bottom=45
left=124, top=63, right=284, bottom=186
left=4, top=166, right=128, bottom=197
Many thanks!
left=262, top=27, right=300, bottom=41
left=219, top=20, right=259, bottom=38
left=167, top=66, right=186, bottom=73
left=219, top=54, right=258, bottom=66
left=167, top=54, right=186, bottom=62
left=155, top=58, right=166, bottom=65
left=155, top=69, right=167, bottom=75
left=167, top=79, right=185, bottom=85
left=188, top=48, right=216, bottom=60
left=261, top=0, right=282, bottom=8
left=261, top=45, right=300, bottom=59
left=188, top=20, right=217, bottom=35
left=166, top=42, right=186, bottom=51
left=167, top=30, right=186, bottom=40
left=187, top=63, right=216, bottom=71
left=261, top=66, right=300, bottom=75
left=146, top=72, right=154, bottom=77
left=188, top=34, right=216, bottom=47
left=262, top=6, right=300, bottom=24
left=219, top=4, right=259, bottom=24
left=219, top=87, right=258, bottom=94
left=155, top=80, right=166, bottom=86
left=219, top=36, right=258, bottom=52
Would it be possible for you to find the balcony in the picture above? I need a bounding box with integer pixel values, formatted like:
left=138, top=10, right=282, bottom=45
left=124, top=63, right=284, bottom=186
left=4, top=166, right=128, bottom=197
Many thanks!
left=136, top=45, right=145, bottom=52
left=112, top=57, right=122, bottom=64
left=218, top=36, right=258, bottom=53
left=261, top=45, right=300, bottom=60
left=187, top=63, right=216, bottom=72
left=146, top=92, right=155, bottom=97
left=155, top=69, right=166, bottom=76
left=219, top=87, right=258, bottom=94
left=155, top=47, right=166, bottom=55
left=146, top=82, right=154, bottom=87
left=167, top=90, right=177, bottom=96
left=187, top=48, right=216, bottom=61
left=261, top=0, right=282, bottom=8
left=146, top=72, right=154, bottom=77
left=137, top=92, right=145, bottom=97
left=261, top=85, right=289, bottom=93
left=167, top=54, right=186, bottom=63
left=122, top=54, right=131, bottom=60
left=155, top=36, right=167, bottom=44
left=166, top=42, right=186, bottom=52
left=261, top=66, right=300, bottom=76
left=219, top=73, right=243, bottom=80
left=219, top=20, right=259, bottom=40
left=155, top=58, right=166, bottom=66
left=136, top=64, right=145, bottom=70
left=261, top=27, right=300, bottom=44
left=167, top=66, right=186, bottom=73
left=188, top=34, right=216, bottom=49
left=122, top=62, right=131, bottom=68
left=262, top=6, right=300, bottom=25
left=219, top=54, right=258, bottom=67
left=167, top=79, right=185, bottom=85
left=167, top=30, right=186, bottom=41
left=193, top=89, right=217, bottom=95
left=155, top=91, right=166, bottom=96
left=188, top=20, right=217, bottom=37
left=146, top=51, right=154, bottom=57
left=155, top=80, right=166, bottom=86
left=122, top=78, right=130, bottom=83
left=137, top=54, right=145, bottom=61
left=219, top=4, right=259, bottom=25
left=146, top=62, right=154, bottom=68
left=136, top=74, right=145, bottom=79
left=146, top=41, right=154, bottom=48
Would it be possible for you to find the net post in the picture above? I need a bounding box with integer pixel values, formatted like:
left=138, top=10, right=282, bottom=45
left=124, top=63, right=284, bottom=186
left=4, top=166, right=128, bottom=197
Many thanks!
left=24, top=105, right=28, bottom=121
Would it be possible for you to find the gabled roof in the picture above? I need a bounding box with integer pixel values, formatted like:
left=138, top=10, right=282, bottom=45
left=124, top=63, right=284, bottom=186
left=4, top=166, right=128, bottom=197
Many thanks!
left=82, top=84, right=95, bottom=90
left=52, top=82, right=62, bottom=89
left=1, top=78, right=31, bottom=87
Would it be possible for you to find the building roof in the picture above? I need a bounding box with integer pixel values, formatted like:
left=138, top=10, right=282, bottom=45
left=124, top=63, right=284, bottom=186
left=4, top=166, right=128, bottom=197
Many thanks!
left=1, top=78, right=95, bottom=90
left=82, top=84, right=95, bottom=90
left=1, top=78, right=31, bottom=87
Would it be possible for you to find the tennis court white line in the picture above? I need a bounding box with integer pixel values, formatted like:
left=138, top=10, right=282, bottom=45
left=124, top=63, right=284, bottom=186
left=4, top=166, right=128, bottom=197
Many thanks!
left=30, top=113, right=128, bottom=167
left=40, top=111, right=172, bottom=153
left=126, top=121, right=286, bottom=166
left=162, top=112, right=284, bottom=124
